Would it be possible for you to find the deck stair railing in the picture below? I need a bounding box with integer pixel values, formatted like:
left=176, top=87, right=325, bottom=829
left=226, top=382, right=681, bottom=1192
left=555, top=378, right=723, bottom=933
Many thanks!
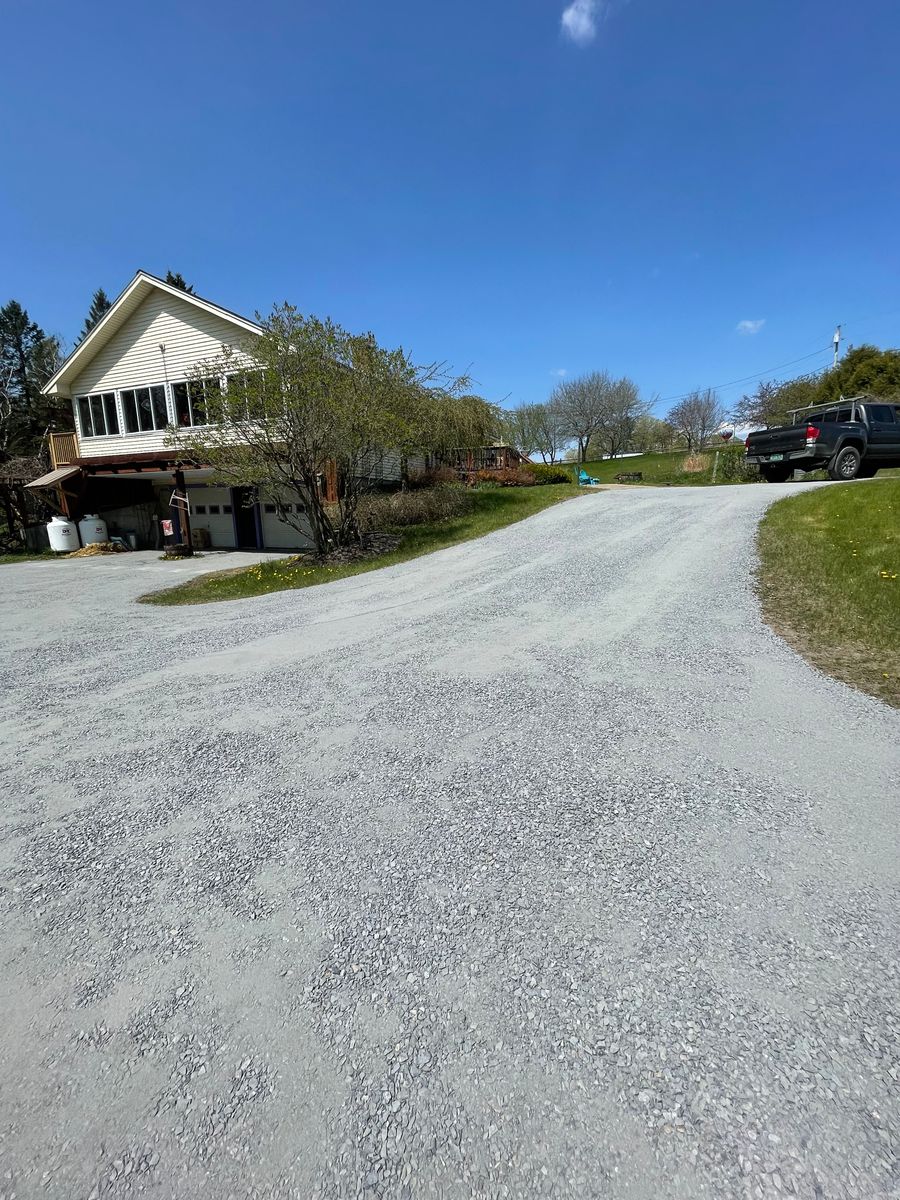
left=49, top=432, right=79, bottom=469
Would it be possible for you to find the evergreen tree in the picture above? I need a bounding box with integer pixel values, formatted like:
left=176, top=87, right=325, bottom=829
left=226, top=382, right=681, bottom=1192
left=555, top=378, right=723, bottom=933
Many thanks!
left=165, top=270, right=195, bottom=294
left=0, top=301, right=63, bottom=457
left=78, top=288, right=112, bottom=344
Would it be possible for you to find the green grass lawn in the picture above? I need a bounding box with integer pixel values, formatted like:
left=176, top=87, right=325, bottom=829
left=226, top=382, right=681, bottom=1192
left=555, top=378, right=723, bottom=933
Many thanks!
left=0, top=550, right=55, bottom=565
left=577, top=449, right=748, bottom=486
left=141, top=483, right=582, bottom=606
left=757, top=480, right=900, bottom=708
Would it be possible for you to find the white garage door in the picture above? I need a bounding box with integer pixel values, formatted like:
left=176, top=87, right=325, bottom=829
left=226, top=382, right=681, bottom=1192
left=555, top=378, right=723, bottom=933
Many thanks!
left=189, top=487, right=236, bottom=548
left=260, top=490, right=314, bottom=550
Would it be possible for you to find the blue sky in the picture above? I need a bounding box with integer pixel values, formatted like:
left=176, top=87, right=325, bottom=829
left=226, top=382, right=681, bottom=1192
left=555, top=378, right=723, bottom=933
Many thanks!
left=3, top=0, right=899, bottom=414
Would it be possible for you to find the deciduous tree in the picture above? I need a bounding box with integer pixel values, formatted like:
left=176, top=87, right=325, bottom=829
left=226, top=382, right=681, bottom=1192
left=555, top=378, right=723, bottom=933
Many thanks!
left=550, top=371, right=614, bottom=467
left=176, top=305, right=497, bottom=553
left=666, top=389, right=725, bottom=451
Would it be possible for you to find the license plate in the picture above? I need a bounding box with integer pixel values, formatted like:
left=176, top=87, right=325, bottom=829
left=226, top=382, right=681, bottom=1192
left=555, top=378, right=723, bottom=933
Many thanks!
left=768, top=454, right=784, bottom=461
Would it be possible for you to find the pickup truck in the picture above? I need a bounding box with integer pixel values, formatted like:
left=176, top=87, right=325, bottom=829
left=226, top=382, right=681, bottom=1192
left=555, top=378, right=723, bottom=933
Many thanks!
left=745, top=397, right=900, bottom=481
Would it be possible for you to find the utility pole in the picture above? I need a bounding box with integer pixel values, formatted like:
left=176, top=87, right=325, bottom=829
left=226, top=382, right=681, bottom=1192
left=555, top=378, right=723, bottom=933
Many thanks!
left=833, top=325, right=841, bottom=368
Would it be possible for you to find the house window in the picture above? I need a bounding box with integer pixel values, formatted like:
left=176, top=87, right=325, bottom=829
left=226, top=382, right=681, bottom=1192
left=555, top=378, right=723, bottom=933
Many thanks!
left=173, top=379, right=219, bottom=427
left=264, top=504, right=276, bottom=514
left=194, top=504, right=207, bottom=515
left=208, top=504, right=220, bottom=515
left=121, top=385, right=168, bottom=433
left=223, top=504, right=232, bottom=514
left=75, top=392, right=119, bottom=437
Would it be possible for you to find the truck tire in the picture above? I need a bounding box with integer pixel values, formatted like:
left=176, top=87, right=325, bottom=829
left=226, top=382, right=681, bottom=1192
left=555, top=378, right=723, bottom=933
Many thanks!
left=828, top=445, right=862, bottom=481
left=761, top=464, right=791, bottom=482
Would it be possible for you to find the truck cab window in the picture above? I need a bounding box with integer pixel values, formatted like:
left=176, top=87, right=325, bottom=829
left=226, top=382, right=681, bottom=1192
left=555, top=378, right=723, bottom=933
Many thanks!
left=867, top=405, right=894, bottom=423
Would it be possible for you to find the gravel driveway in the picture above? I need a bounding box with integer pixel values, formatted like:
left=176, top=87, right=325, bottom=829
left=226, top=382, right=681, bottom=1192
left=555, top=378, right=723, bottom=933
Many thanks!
left=2, top=486, right=898, bottom=1200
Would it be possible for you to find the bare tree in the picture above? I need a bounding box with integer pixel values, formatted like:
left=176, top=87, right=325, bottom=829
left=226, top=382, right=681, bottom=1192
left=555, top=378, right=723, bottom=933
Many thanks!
left=593, top=376, right=648, bottom=459
left=667, top=389, right=726, bottom=452
left=502, top=403, right=541, bottom=458
left=551, top=372, right=614, bottom=467
left=631, top=412, right=677, bottom=453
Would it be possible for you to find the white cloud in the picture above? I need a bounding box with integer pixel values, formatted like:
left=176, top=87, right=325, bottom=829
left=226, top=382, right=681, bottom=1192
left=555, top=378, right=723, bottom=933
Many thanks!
left=561, top=0, right=602, bottom=45
left=736, top=319, right=765, bottom=335
left=551, top=368, right=568, bottom=377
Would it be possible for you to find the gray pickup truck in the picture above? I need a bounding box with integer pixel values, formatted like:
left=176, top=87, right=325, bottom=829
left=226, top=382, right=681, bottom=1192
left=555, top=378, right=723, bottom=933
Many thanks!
left=745, top=396, right=900, bottom=481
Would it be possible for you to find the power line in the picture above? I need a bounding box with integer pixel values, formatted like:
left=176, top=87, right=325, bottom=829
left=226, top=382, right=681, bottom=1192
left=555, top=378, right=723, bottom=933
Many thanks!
left=651, top=345, right=832, bottom=410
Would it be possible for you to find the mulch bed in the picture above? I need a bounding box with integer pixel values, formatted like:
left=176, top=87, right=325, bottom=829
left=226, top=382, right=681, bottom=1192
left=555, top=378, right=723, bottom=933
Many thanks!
left=291, top=532, right=402, bottom=567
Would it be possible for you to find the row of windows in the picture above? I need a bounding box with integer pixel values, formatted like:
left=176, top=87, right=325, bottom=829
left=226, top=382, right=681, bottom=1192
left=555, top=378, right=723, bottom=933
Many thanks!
left=192, top=501, right=305, bottom=516
left=192, top=503, right=233, bottom=516
left=75, top=378, right=226, bottom=438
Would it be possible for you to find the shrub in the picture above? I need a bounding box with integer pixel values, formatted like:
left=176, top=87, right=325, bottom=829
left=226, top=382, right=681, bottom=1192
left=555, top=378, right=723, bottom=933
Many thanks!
left=406, top=465, right=458, bottom=489
left=526, top=462, right=571, bottom=484
left=359, top=483, right=475, bottom=530
left=716, top=444, right=760, bottom=482
left=474, top=467, right=535, bottom=487
left=682, top=454, right=710, bottom=474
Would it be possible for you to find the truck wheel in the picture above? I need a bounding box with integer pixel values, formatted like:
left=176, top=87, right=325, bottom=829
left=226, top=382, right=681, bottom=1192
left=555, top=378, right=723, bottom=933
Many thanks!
left=828, top=446, right=862, bottom=481
left=761, top=464, right=791, bottom=482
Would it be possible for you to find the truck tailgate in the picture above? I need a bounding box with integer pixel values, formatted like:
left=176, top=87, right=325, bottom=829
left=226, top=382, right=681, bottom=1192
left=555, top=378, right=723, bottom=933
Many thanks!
left=748, top=426, right=809, bottom=454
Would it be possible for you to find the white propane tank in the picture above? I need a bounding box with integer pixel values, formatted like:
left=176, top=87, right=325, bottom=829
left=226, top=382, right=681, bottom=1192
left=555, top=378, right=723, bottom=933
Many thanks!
left=78, top=514, right=108, bottom=546
left=47, top=515, right=80, bottom=553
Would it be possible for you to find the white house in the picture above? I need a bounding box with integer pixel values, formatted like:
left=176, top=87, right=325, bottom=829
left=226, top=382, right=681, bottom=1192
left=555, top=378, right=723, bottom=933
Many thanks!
left=28, top=271, right=407, bottom=551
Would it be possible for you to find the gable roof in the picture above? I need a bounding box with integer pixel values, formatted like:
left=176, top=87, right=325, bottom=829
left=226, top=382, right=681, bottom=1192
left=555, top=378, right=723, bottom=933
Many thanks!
left=42, top=271, right=262, bottom=397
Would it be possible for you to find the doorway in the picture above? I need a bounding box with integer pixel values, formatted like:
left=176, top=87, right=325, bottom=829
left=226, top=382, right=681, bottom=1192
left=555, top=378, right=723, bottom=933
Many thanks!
left=231, top=487, right=260, bottom=548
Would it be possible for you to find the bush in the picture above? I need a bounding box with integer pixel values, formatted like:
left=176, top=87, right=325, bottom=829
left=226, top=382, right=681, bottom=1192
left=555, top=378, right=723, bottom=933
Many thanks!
left=359, top=483, right=475, bottom=530
left=474, top=467, right=535, bottom=487
left=406, top=465, right=458, bottom=489
left=682, top=454, right=710, bottom=474
left=526, top=462, right=572, bottom=484
left=715, top=444, right=760, bottom=482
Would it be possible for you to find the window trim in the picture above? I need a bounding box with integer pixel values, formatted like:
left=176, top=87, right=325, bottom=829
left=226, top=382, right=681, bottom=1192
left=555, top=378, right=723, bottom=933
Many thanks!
left=172, top=376, right=223, bottom=429
left=74, top=391, right=120, bottom=438
left=119, top=384, right=171, bottom=435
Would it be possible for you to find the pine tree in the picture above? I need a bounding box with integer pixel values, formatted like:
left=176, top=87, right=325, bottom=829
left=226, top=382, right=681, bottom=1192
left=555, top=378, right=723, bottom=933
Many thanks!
left=78, top=288, right=112, bottom=344
left=165, top=270, right=195, bottom=294
left=0, top=301, right=63, bottom=456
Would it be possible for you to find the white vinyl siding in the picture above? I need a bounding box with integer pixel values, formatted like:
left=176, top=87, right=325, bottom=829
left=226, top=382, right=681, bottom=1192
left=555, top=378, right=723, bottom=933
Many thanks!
left=69, top=290, right=257, bottom=395
left=357, top=451, right=427, bottom=481
left=68, top=290, right=257, bottom=460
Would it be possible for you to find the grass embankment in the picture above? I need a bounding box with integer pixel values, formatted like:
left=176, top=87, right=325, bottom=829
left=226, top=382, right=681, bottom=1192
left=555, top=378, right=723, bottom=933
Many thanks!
left=141, top=483, right=581, bottom=606
left=578, top=449, right=746, bottom=486
left=757, top=480, right=900, bottom=708
left=580, top=451, right=900, bottom=487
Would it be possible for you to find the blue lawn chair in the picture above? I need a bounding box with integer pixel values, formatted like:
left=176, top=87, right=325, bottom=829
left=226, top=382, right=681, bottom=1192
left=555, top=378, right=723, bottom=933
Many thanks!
left=579, top=469, right=600, bottom=486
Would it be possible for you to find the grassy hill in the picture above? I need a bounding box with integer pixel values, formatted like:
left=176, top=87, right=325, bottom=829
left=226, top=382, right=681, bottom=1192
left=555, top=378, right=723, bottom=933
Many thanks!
left=757, top=480, right=899, bottom=707
left=576, top=448, right=750, bottom=486
left=575, top=449, right=899, bottom=488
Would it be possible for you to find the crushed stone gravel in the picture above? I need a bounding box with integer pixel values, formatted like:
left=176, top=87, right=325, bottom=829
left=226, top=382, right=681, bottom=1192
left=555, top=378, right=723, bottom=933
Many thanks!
left=1, top=488, right=898, bottom=1200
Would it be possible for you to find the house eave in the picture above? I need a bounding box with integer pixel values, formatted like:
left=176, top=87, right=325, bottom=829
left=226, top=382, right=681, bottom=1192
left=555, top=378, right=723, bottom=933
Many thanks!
left=42, top=271, right=262, bottom=398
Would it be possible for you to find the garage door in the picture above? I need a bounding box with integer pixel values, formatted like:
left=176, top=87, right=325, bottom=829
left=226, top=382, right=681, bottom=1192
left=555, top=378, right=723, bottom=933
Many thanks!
left=189, top=487, right=236, bottom=548
left=260, top=491, right=314, bottom=550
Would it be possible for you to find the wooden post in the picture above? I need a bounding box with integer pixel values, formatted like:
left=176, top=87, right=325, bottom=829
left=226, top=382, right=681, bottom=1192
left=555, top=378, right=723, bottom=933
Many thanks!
left=173, top=469, right=194, bottom=555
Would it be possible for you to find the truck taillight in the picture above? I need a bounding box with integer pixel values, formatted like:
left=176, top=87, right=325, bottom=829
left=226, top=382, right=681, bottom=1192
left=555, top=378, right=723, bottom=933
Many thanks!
left=806, top=426, right=820, bottom=440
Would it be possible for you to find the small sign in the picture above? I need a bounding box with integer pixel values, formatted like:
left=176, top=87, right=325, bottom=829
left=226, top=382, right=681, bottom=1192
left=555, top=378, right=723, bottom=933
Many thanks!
left=161, top=519, right=174, bottom=537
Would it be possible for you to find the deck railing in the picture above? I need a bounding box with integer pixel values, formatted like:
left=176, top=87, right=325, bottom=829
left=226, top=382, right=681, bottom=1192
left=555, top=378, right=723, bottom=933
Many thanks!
left=49, top=432, right=79, bottom=469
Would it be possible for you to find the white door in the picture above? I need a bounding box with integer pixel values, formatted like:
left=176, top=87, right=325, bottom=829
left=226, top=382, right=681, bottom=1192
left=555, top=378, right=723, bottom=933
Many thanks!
left=188, top=487, right=236, bottom=548
left=260, top=489, right=314, bottom=550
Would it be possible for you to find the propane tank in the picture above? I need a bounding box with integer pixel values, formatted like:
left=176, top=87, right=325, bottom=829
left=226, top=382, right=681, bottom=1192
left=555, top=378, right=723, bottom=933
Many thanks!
left=47, top=515, right=80, bottom=553
left=77, top=514, right=108, bottom=546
